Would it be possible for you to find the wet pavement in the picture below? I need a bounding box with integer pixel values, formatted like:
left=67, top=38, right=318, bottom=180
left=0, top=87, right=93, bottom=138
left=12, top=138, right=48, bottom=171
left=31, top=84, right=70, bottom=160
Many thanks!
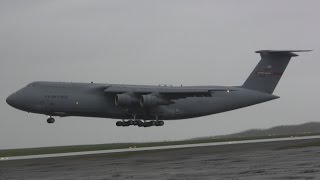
left=1, top=138, right=320, bottom=179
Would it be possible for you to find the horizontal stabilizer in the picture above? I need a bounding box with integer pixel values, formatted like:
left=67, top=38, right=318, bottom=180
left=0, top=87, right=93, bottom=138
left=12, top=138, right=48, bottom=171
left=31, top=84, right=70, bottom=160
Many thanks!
left=256, top=50, right=312, bottom=57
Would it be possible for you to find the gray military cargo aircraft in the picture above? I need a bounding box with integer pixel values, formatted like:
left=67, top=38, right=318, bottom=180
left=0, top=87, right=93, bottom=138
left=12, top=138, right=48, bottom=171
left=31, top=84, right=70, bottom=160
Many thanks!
left=6, top=50, right=310, bottom=127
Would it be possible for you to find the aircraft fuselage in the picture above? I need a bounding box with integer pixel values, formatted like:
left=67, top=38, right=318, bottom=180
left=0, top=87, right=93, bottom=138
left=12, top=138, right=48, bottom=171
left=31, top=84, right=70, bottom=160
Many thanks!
left=6, top=81, right=278, bottom=121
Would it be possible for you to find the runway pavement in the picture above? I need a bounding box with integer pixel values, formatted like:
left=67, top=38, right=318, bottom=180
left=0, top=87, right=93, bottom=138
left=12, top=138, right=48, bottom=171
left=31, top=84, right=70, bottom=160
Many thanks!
left=1, top=137, right=320, bottom=179
left=1, top=135, right=320, bottom=161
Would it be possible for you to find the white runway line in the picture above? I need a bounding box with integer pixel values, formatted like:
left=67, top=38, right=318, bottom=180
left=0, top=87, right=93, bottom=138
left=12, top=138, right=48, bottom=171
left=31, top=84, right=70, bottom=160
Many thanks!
left=1, top=135, right=320, bottom=161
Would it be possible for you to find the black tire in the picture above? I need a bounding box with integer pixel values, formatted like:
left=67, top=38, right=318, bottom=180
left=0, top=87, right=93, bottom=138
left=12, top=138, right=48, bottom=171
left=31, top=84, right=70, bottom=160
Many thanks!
left=116, top=121, right=122, bottom=126
left=47, top=117, right=55, bottom=124
left=128, top=120, right=134, bottom=125
left=123, top=122, right=130, bottom=126
left=137, top=121, right=143, bottom=126
left=150, top=121, right=156, bottom=126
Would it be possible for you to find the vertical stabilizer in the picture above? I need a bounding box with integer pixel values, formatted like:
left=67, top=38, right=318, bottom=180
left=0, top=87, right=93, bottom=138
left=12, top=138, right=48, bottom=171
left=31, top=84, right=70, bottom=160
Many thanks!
left=242, top=50, right=311, bottom=94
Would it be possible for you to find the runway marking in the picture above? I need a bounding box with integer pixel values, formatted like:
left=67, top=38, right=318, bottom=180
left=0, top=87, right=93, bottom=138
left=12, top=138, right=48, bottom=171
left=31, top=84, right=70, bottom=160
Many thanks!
left=1, top=135, right=320, bottom=161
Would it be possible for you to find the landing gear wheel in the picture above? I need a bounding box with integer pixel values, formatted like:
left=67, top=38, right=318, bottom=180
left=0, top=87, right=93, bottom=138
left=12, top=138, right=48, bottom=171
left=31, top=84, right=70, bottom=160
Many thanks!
left=137, top=121, right=144, bottom=127
left=47, top=117, right=55, bottom=124
left=115, top=120, right=162, bottom=127
left=127, top=120, right=134, bottom=125
left=116, top=121, right=122, bottom=126
left=150, top=121, right=156, bottom=126
left=134, top=120, right=142, bottom=126
left=123, top=121, right=130, bottom=127
left=156, top=121, right=164, bottom=126
left=143, top=122, right=149, bottom=127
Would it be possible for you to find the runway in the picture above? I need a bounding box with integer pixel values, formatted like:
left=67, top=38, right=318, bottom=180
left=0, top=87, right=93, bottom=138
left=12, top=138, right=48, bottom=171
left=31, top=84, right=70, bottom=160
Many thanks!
left=1, top=136, right=320, bottom=179
left=2, top=135, right=320, bottom=161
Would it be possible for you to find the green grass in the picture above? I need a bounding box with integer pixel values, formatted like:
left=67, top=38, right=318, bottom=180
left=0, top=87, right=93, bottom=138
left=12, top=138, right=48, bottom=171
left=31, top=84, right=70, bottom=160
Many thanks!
left=1, top=133, right=320, bottom=157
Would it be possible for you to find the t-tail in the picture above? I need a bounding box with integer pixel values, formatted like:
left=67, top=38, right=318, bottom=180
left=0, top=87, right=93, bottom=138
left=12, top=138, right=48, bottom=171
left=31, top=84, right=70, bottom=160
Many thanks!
left=242, top=50, right=311, bottom=94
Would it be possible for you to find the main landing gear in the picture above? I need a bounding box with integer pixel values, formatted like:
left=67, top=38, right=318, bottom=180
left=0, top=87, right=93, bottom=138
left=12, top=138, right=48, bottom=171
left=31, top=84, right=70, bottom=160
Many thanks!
left=47, top=116, right=55, bottom=124
left=116, top=120, right=164, bottom=127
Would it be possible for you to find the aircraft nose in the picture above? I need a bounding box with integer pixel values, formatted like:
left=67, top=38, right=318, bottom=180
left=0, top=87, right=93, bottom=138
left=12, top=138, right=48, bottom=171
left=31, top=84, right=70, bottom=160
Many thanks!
left=6, top=94, right=14, bottom=106
left=6, top=93, right=17, bottom=107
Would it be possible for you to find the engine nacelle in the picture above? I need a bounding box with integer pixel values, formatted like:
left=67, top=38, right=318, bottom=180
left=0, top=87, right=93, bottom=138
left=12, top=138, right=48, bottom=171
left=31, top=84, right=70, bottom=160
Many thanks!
left=140, top=95, right=172, bottom=107
left=115, top=94, right=139, bottom=106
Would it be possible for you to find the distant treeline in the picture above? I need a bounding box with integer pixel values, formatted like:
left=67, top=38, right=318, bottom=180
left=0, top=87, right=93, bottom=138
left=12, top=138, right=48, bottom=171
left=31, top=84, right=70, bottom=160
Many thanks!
left=219, top=122, right=320, bottom=138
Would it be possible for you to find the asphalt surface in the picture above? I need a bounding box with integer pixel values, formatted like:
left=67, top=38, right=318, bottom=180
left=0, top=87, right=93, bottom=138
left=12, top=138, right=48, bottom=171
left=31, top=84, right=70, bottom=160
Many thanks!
left=1, top=138, right=320, bottom=180
left=2, top=135, right=320, bottom=161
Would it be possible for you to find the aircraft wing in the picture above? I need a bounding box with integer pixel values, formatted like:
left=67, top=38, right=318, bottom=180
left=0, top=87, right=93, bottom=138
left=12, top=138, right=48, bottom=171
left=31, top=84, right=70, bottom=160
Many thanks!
left=104, top=85, right=232, bottom=99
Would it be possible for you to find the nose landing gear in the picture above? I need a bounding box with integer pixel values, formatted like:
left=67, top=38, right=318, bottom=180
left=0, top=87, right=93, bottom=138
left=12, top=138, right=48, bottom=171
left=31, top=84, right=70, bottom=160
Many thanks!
left=47, top=116, right=55, bottom=124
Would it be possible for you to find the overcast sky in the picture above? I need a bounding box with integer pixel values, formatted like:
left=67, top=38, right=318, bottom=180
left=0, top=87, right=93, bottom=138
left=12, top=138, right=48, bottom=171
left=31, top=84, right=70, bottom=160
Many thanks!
left=0, top=0, right=319, bottom=149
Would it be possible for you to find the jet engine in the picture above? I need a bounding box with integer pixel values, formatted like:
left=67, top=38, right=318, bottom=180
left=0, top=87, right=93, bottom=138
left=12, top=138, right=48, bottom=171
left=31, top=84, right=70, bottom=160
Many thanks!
left=115, top=94, right=139, bottom=106
left=140, top=95, right=172, bottom=107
